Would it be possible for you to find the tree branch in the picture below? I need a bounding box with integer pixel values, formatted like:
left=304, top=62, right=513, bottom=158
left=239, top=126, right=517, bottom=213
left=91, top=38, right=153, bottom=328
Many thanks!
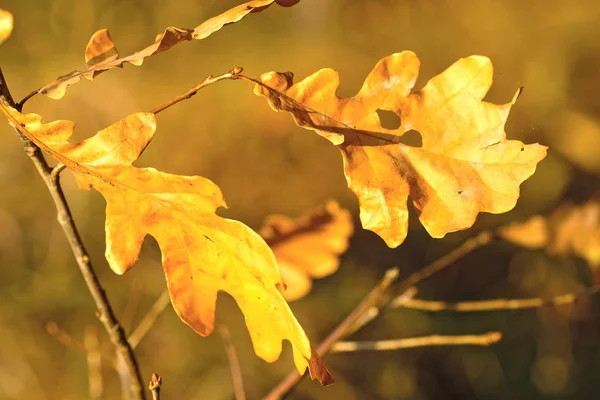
left=0, top=67, right=145, bottom=400
left=331, top=331, right=502, bottom=353
left=263, top=267, right=400, bottom=400
left=264, top=231, right=494, bottom=399
left=129, top=290, right=171, bottom=349
left=394, top=285, right=600, bottom=312
left=219, top=325, right=246, bottom=400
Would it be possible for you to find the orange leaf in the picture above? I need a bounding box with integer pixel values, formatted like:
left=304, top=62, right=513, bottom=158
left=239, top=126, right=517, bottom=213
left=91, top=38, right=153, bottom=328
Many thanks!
left=499, top=200, right=600, bottom=268
left=253, top=51, right=548, bottom=247
left=0, top=9, right=13, bottom=46
left=260, top=201, right=353, bottom=301
left=0, top=103, right=331, bottom=385
left=39, top=0, right=295, bottom=99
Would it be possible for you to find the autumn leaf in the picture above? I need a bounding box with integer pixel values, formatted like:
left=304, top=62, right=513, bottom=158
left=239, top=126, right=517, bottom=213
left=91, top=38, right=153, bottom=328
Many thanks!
left=252, top=51, right=548, bottom=247
left=260, top=201, right=353, bottom=301
left=0, top=9, right=13, bottom=46
left=39, top=0, right=297, bottom=99
left=499, top=200, right=600, bottom=268
left=0, top=103, right=332, bottom=385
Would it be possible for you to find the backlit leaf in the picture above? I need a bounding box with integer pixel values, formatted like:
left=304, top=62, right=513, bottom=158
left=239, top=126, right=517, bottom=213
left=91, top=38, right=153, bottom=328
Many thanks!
left=0, top=103, right=332, bottom=385
left=499, top=200, right=600, bottom=268
left=39, top=0, right=297, bottom=99
left=260, top=201, right=353, bottom=301
left=253, top=51, right=548, bottom=247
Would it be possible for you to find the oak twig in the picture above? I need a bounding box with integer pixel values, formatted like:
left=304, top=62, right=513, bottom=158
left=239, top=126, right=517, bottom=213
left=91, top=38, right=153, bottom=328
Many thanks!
left=264, top=267, right=400, bottom=400
left=149, top=373, right=162, bottom=400
left=219, top=326, right=246, bottom=400
left=264, top=231, right=494, bottom=399
left=0, top=68, right=146, bottom=400
left=331, top=331, right=502, bottom=353
left=385, top=231, right=494, bottom=308
left=150, top=67, right=244, bottom=115
left=395, top=285, right=600, bottom=312
left=129, top=290, right=171, bottom=349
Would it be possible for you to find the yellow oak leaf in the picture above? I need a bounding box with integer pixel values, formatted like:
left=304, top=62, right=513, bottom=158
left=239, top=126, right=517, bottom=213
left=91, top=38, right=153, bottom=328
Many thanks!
left=0, top=103, right=332, bottom=385
left=39, top=0, right=296, bottom=99
left=0, top=9, right=13, bottom=46
left=253, top=51, right=548, bottom=247
left=260, top=201, right=353, bottom=301
left=499, top=200, right=600, bottom=268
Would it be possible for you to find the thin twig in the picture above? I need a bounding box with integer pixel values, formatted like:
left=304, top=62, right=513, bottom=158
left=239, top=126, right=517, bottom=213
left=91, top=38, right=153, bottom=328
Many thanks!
left=129, top=290, right=171, bottom=349
left=149, top=67, right=244, bottom=115
left=263, top=267, right=400, bottom=400
left=395, top=285, right=600, bottom=312
left=84, top=325, right=104, bottom=400
left=0, top=68, right=146, bottom=400
left=350, top=287, right=419, bottom=334
left=264, top=232, right=493, bottom=399
left=384, top=231, right=494, bottom=309
left=149, top=373, right=162, bottom=400
left=331, top=331, right=502, bottom=353
left=219, top=325, right=246, bottom=400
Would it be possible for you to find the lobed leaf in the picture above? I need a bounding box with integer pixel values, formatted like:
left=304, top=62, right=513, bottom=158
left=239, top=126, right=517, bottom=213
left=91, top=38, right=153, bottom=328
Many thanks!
left=39, top=0, right=297, bottom=99
left=0, top=9, right=13, bottom=46
left=260, top=201, right=353, bottom=301
left=253, top=51, right=548, bottom=247
left=0, top=103, right=332, bottom=385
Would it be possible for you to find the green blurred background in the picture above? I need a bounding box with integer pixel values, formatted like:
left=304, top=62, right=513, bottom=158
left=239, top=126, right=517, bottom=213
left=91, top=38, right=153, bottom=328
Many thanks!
left=2, top=0, right=600, bottom=398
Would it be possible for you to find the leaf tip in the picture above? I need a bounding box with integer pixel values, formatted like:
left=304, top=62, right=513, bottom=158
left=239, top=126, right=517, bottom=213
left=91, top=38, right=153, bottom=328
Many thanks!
left=307, top=346, right=334, bottom=386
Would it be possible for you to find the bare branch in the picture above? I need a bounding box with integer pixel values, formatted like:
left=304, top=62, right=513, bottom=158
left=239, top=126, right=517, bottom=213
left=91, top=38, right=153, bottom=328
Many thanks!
left=395, top=285, right=600, bottom=312
left=0, top=67, right=145, bottom=400
left=129, top=290, right=171, bottom=349
left=264, top=267, right=400, bottom=400
left=264, top=231, right=494, bottom=398
left=331, top=331, right=502, bottom=353
left=219, top=325, right=246, bottom=400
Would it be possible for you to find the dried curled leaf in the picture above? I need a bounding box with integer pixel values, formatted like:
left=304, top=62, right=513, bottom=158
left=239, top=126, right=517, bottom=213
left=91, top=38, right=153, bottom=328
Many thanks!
left=39, top=0, right=295, bottom=99
left=0, top=103, right=331, bottom=385
left=499, top=200, right=600, bottom=267
left=260, top=201, right=353, bottom=301
left=0, top=9, right=13, bottom=46
left=253, top=51, right=548, bottom=247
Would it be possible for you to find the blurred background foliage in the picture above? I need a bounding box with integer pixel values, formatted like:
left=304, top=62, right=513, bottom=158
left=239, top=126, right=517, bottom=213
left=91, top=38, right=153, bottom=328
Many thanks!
left=1, top=0, right=600, bottom=398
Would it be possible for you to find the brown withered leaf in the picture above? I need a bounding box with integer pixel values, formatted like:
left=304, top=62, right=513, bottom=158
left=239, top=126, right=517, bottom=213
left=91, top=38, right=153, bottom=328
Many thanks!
left=253, top=51, right=548, bottom=247
left=0, top=103, right=331, bottom=385
left=499, top=200, right=600, bottom=268
left=39, top=0, right=295, bottom=99
left=0, top=9, right=13, bottom=46
left=260, top=201, right=353, bottom=301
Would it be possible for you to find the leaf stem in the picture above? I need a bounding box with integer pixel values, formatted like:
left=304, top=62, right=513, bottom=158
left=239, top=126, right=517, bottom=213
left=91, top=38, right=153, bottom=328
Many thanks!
left=0, top=67, right=146, bottom=400
left=149, top=67, right=244, bottom=115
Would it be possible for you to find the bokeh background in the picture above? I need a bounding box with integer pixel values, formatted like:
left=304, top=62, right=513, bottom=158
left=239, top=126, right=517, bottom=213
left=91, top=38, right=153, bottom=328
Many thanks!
left=2, top=0, right=600, bottom=398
